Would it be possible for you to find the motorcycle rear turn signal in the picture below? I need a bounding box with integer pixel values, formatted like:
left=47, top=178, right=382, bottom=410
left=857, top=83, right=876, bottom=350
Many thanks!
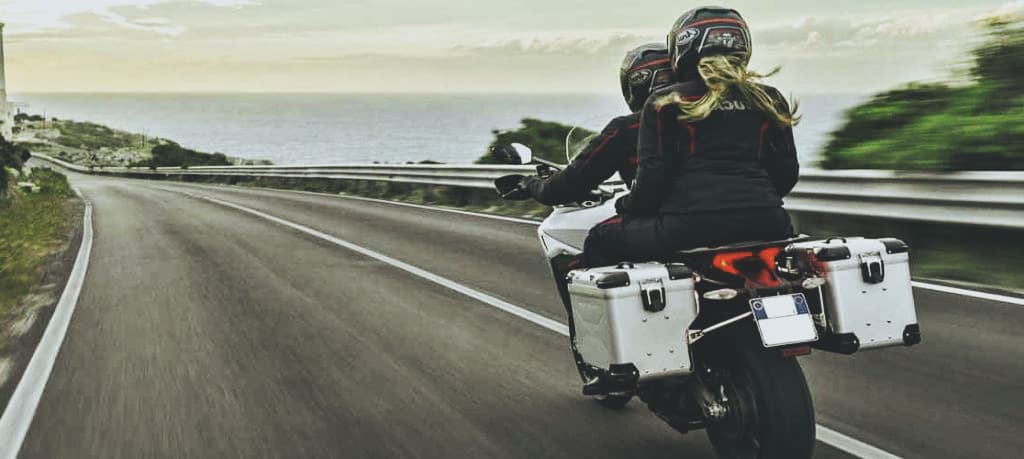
left=802, top=277, right=827, bottom=289
left=703, top=288, right=739, bottom=301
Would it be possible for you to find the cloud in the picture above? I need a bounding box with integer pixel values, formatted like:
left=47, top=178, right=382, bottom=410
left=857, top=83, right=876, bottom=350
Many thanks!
left=452, top=32, right=660, bottom=57
left=0, top=0, right=258, bottom=33
left=93, top=11, right=187, bottom=36
left=753, top=12, right=969, bottom=50
left=3, top=0, right=1021, bottom=93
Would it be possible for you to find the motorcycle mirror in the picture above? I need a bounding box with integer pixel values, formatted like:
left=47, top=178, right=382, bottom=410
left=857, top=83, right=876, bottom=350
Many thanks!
left=491, top=143, right=534, bottom=165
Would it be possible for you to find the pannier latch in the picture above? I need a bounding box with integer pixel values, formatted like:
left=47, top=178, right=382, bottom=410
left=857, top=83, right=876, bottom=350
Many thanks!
left=640, top=279, right=667, bottom=312
left=859, top=252, right=885, bottom=284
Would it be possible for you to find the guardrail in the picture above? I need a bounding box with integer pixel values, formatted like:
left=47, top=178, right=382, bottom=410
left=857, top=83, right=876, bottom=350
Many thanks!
left=34, top=153, right=1024, bottom=229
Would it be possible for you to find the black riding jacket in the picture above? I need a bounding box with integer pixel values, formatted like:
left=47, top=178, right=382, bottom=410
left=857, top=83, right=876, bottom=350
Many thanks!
left=616, top=81, right=799, bottom=215
left=524, top=114, right=640, bottom=206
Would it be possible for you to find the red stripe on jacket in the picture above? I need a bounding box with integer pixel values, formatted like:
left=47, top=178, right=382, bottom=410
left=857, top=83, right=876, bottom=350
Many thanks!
left=582, top=129, right=619, bottom=164
left=757, top=121, right=770, bottom=159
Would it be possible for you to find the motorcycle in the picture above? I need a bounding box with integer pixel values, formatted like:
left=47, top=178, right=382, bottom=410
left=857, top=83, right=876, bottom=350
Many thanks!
left=492, top=142, right=818, bottom=458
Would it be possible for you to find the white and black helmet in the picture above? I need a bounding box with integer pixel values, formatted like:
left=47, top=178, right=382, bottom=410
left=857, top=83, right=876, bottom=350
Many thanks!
left=667, top=7, right=751, bottom=80
left=620, top=44, right=674, bottom=112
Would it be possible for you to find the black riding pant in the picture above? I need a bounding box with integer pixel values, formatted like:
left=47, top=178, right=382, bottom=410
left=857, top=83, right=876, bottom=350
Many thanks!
left=582, top=207, right=794, bottom=267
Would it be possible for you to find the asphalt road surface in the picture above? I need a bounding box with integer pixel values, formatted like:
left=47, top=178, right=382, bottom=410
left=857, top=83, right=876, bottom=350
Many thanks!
left=15, top=170, right=1024, bottom=458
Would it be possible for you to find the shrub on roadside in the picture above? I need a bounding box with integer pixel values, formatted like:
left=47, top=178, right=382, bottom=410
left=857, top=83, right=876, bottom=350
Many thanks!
left=133, top=142, right=232, bottom=168
left=822, top=19, right=1024, bottom=170
left=476, top=118, right=595, bottom=165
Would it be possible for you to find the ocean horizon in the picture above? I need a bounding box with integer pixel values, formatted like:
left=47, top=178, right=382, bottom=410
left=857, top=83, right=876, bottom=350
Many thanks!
left=10, top=92, right=866, bottom=166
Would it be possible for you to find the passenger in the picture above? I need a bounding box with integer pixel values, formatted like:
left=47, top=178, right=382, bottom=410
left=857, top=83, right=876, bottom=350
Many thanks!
left=584, top=6, right=800, bottom=267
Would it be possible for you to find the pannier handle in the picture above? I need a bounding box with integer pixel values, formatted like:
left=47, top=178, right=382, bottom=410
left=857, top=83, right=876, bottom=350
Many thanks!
left=825, top=237, right=848, bottom=244
left=616, top=262, right=636, bottom=269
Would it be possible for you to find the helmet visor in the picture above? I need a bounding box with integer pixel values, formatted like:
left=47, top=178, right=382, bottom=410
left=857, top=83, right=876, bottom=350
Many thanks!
left=698, top=26, right=749, bottom=55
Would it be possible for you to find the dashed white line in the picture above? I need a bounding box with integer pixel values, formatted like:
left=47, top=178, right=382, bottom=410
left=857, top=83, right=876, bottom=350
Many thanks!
left=0, top=190, right=94, bottom=459
left=192, top=191, right=902, bottom=459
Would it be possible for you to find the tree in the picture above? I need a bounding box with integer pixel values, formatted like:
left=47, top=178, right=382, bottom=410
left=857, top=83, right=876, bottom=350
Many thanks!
left=971, top=18, right=1024, bottom=94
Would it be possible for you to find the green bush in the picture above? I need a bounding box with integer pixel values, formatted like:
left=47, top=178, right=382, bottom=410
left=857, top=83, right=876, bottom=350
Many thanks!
left=476, top=118, right=595, bottom=164
left=0, top=135, right=31, bottom=195
left=134, top=142, right=232, bottom=168
left=822, top=19, right=1024, bottom=170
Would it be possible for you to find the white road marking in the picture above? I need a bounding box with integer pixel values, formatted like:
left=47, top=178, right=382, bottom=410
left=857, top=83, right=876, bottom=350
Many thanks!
left=167, top=181, right=545, bottom=225
left=194, top=192, right=902, bottom=459
left=911, top=281, right=1024, bottom=306
left=325, top=194, right=544, bottom=225
left=203, top=195, right=568, bottom=335
left=817, top=426, right=900, bottom=459
left=179, top=182, right=1024, bottom=308
left=0, top=190, right=94, bottom=459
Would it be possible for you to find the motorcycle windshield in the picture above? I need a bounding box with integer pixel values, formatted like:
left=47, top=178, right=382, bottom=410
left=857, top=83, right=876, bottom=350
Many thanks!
left=565, top=124, right=599, bottom=164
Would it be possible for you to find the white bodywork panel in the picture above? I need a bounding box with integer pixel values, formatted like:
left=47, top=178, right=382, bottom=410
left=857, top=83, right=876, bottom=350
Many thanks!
left=537, top=192, right=622, bottom=259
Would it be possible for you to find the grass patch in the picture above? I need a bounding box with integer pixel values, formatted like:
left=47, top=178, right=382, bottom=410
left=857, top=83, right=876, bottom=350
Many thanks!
left=0, top=168, right=74, bottom=318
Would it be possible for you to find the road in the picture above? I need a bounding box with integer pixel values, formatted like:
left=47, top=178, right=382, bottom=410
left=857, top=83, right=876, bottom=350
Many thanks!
left=13, top=169, right=1024, bottom=458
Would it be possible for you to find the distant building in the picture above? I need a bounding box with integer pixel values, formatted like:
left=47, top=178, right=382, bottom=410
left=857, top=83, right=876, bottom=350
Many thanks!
left=0, top=22, right=12, bottom=140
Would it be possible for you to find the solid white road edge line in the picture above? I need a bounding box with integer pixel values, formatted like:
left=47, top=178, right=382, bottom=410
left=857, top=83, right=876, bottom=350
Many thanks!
left=197, top=193, right=902, bottom=459
left=0, top=190, right=94, bottom=459
left=180, top=182, right=1024, bottom=308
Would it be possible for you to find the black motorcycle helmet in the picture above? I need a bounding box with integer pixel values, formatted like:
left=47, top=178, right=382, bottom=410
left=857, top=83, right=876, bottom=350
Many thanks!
left=620, top=44, right=674, bottom=112
left=667, top=7, right=751, bottom=80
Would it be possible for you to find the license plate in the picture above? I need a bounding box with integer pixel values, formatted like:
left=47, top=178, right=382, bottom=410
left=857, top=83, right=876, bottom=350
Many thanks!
left=750, top=294, right=818, bottom=348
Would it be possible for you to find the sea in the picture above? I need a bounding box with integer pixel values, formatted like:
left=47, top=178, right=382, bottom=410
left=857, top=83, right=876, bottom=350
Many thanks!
left=11, top=93, right=865, bottom=166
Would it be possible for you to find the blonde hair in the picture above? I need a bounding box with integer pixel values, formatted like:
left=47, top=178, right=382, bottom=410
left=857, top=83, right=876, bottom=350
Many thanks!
left=657, top=55, right=800, bottom=128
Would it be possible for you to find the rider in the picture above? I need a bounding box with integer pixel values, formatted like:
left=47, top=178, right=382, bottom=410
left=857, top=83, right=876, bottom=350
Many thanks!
left=500, top=44, right=674, bottom=388
left=510, top=43, right=674, bottom=205
left=584, top=7, right=800, bottom=267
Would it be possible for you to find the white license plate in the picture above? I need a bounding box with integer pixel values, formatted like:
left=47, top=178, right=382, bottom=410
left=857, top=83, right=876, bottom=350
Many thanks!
left=750, top=294, right=818, bottom=348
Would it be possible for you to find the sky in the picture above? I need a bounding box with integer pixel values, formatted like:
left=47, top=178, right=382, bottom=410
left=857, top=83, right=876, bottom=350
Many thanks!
left=0, top=0, right=1021, bottom=94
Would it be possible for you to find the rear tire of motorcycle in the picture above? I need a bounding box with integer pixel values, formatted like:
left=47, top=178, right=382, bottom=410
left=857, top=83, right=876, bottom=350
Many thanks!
left=593, top=393, right=632, bottom=409
left=703, top=324, right=816, bottom=459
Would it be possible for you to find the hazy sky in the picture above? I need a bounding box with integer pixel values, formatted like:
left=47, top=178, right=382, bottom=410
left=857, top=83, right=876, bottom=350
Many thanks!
left=1, top=0, right=1021, bottom=94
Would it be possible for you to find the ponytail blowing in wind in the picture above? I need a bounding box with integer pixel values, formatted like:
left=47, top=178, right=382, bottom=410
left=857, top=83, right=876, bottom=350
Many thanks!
left=658, top=55, right=800, bottom=128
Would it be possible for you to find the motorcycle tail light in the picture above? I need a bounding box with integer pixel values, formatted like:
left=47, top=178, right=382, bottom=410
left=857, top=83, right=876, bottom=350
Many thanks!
left=711, top=251, right=753, bottom=276
left=711, top=248, right=784, bottom=288
left=758, top=247, right=782, bottom=271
